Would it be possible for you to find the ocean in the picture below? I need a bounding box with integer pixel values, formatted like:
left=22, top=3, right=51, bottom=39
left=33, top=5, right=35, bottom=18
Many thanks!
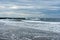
left=0, top=19, right=60, bottom=40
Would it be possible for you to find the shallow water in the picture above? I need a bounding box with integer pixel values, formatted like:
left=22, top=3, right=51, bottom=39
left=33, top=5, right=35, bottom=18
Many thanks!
left=0, top=19, right=60, bottom=40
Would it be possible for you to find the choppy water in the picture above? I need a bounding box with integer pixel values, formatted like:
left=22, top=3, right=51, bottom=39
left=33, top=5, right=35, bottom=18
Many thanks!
left=0, top=19, right=60, bottom=40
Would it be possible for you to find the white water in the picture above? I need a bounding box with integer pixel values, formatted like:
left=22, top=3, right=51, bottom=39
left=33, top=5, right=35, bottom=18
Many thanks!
left=0, top=20, right=60, bottom=33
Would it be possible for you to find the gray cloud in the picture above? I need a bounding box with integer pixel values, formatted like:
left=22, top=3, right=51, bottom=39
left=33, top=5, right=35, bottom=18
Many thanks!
left=0, top=0, right=60, bottom=18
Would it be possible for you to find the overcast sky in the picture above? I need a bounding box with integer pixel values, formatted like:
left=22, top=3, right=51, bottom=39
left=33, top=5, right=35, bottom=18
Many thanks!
left=0, top=0, right=60, bottom=18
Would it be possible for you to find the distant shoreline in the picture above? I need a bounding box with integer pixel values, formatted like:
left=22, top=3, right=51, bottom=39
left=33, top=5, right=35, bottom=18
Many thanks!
left=0, top=17, right=60, bottom=22
left=0, top=17, right=26, bottom=19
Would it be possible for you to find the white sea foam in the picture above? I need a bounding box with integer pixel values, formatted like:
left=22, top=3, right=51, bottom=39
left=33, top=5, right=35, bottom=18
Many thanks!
left=0, top=19, right=60, bottom=33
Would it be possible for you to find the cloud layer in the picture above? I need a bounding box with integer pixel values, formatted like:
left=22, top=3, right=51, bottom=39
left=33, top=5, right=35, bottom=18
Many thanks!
left=0, top=0, right=60, bottom=18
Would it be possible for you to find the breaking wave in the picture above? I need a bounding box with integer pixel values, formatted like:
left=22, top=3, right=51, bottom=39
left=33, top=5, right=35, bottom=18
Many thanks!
left=0, top=19, right=60, bottom=40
